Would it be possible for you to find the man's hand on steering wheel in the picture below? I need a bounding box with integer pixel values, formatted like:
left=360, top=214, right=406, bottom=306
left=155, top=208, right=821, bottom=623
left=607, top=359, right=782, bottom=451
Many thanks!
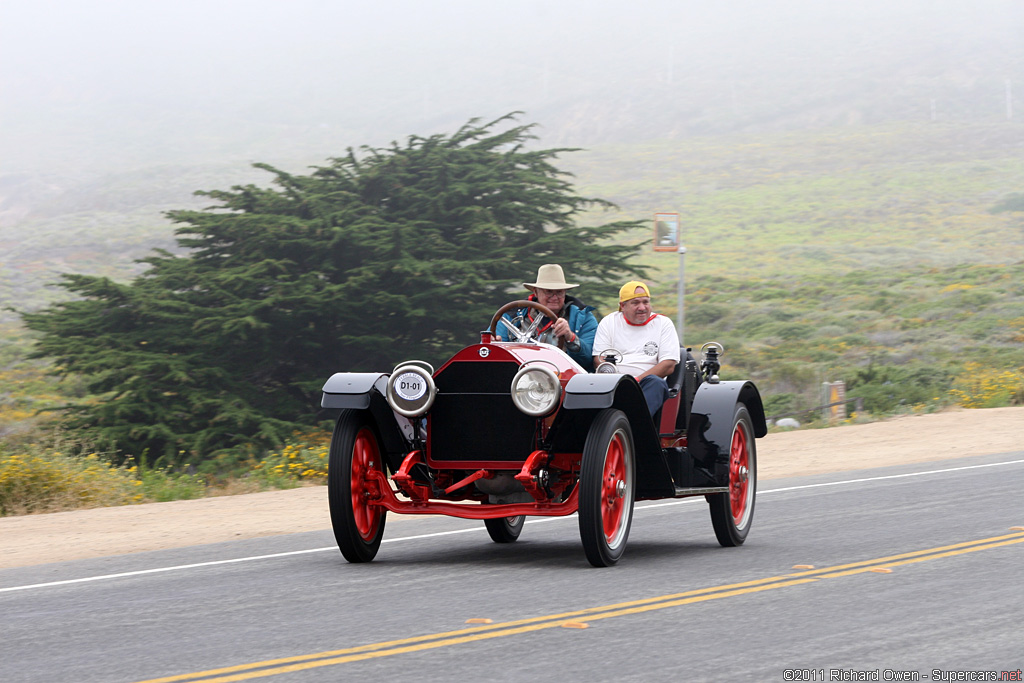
left=551, top=317, right=572, bottom=342
left=489, top=300, right=566, bottom=349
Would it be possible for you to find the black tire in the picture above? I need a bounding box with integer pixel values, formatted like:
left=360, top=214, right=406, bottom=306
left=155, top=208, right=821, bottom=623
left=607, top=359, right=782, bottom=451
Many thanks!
left=578, top=408, right=635, bottom=567
left=484, top=516, right=525, bottom=543
left=328, top=409, right=387, bottom=562
left=709, top=404, right=757, bottom=547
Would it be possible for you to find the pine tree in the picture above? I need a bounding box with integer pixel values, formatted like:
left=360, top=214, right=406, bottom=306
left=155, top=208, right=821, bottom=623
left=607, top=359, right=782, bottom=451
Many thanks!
left=23, top=114, right=646, bottom=465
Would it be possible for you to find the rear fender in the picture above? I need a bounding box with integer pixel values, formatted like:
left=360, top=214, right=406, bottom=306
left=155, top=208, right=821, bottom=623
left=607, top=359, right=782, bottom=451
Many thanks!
left=687, top=380, right=767, bottom=484
left=321, top=373, right=408, bottom=473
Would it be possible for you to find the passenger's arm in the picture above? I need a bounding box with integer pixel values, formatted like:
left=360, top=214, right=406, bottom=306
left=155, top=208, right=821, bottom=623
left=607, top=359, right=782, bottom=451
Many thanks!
left=636, top=359, right=677, bottom=381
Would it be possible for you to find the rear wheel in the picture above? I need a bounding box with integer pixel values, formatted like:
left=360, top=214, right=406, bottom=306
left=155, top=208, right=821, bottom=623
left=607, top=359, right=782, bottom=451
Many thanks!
left=328, top=410, right=387, bottom=562
left=484, top=516, right=525, bottom=543
left=578, top=409, right=635, bottom=567
left=709, top=404, right=756, bottom=547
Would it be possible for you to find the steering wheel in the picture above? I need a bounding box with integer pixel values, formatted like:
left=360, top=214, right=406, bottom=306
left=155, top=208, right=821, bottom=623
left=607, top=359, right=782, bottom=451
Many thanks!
left=488, top=300, right=565, bottom=349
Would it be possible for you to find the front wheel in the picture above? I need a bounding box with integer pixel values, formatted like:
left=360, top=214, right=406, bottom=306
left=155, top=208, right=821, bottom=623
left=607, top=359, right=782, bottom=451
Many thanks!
left=708, top=404, right=757, bottom=547
left=484, top=516, right=525, bottom=543
left=328, top=409, right=387, bottom=562
left=578, top=408, right=635, bottom=567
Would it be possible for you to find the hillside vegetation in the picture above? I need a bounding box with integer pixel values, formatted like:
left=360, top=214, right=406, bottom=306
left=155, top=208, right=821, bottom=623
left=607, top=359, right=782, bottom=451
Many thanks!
left=2, top=119, right=1023, bottom=512
left=564, top=121, right=1024, bottom=416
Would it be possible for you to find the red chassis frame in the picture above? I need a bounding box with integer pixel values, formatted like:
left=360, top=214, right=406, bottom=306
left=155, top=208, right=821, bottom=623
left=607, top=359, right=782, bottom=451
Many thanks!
left=363, top=448, right=582, bottom=519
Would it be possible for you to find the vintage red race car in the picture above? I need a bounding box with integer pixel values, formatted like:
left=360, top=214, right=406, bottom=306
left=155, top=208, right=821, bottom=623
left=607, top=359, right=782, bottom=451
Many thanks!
left=320, top=299, right=767, bottom=567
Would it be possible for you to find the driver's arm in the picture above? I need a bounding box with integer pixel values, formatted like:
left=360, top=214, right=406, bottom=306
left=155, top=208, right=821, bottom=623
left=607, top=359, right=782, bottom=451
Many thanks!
left=495, top=313, right=515, bottom=341
left=571, top=311, right=597, bottom=359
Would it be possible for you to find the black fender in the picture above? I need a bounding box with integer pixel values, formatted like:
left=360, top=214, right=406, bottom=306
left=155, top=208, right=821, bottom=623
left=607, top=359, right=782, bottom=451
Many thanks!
left=687, top=380, right=767, bottom=486
left=564, top=373, right=631, bottom=409
left=563, top=374, right=654, bottom=449
left=562, top=373, right=674, bottom=498
left=322, top=372, right=388, bottom=409
left=320, top=373, right=409, bottom=473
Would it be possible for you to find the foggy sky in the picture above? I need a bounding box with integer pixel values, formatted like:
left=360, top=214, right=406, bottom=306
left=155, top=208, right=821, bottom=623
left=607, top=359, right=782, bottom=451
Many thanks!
left=2, top=0, right=1022, bottom=175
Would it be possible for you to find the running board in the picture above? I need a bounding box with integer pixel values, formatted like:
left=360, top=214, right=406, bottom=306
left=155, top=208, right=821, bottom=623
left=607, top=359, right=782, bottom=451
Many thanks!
left=673, top=486, right=728, bottom=497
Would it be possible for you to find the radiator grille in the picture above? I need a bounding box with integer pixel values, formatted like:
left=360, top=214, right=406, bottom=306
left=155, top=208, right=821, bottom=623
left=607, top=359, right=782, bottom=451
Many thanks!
left=428, top=361, right=537, bottom=463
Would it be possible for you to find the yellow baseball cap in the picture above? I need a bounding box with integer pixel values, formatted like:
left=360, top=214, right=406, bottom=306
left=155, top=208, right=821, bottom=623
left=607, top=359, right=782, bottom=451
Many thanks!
left=619, top=280, right=650, bottom=302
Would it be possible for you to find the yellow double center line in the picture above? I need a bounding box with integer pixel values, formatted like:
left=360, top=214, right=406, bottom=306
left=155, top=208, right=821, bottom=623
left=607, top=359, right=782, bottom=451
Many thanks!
left=137, top=531, right=1024, bottom=683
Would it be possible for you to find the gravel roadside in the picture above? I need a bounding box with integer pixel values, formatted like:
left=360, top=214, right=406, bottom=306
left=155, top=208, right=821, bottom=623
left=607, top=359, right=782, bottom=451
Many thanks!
left=1, top=406, right=1020, bottom=569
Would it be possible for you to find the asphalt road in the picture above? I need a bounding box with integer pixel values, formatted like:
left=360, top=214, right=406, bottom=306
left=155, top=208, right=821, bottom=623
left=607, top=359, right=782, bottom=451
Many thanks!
left=3, top=451, right=1023, bottom=683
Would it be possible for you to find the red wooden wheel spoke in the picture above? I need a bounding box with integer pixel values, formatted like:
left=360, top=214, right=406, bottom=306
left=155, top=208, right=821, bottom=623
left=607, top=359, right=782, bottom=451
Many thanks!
left=729, top=426, right=748, bottom=523
left=602, top=434, right=625, bottom=541
left=350, top=428, right=381, bottom=540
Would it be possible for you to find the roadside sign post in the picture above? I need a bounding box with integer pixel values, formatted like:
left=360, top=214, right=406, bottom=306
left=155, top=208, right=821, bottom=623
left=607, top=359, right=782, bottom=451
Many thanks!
left=677, top=245, right=686, bottom=345
left=654, top=212, right=684, bottom=344
left=821, top=381, right=847, bottom=422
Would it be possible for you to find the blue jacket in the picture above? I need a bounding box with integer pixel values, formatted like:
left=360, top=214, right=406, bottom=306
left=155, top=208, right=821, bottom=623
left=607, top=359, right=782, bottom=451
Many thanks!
left=496, top=294, right=598, bottom=371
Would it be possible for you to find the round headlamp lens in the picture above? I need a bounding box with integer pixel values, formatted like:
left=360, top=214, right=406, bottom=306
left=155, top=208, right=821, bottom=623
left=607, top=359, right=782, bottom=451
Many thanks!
left=511, top=366, right=560, bottom=416
left=386, top=365, right=436, bottom=417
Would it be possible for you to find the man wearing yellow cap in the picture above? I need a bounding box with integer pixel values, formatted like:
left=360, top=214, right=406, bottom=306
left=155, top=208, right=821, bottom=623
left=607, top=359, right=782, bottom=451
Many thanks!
left=592, top=281, right=680, bottom=417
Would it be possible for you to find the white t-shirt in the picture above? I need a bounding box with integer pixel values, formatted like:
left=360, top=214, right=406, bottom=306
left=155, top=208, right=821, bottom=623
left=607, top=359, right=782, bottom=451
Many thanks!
left=592, top=312, right=680, bottom=377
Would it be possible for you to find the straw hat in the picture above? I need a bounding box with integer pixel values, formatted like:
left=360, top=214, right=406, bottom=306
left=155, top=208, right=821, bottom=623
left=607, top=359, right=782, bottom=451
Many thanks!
left=523, top=264, right=579, bottom=290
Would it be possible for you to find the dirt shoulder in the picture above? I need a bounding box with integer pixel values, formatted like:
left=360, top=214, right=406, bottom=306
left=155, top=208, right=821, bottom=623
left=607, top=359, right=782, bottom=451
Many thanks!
left=2, top=407, right=1021, bottom=569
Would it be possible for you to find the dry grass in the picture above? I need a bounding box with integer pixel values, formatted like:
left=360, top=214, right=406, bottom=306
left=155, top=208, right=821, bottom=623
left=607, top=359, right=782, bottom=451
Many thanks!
left=0, top=449, right=142, bottom=516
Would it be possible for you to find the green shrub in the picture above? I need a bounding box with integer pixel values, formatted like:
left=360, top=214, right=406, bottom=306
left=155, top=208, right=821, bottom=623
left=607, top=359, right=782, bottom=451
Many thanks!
left=136, top=465, right=207, bottom=502
left=251, top=433, right=330, bottom=487
left=762, top=392, right=798, bottom=418
left=845, top=363, right=954, bottom=414
left=688, top=303, right=729, bottom=326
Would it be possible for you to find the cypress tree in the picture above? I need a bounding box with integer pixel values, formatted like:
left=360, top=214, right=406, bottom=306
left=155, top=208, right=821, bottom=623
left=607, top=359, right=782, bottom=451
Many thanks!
left=23, top=114, right=646, bottom=465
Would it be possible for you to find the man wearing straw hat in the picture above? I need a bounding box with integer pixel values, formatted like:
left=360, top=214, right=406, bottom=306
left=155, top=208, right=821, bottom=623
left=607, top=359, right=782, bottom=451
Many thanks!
left=592, top=280, right=680, bottom=417
left=496, top=264, right=599, bottom=371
